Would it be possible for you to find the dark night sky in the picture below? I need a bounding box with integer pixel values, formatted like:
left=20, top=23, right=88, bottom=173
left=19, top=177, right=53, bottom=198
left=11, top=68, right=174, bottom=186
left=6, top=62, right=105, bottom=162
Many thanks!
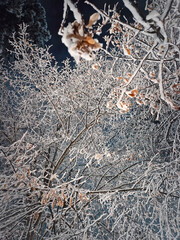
left=40, top=0, right=148, bottom=64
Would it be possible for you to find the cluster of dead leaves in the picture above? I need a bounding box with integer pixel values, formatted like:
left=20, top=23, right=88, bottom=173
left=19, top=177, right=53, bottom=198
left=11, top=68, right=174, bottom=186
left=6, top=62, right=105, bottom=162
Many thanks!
left=66, top=13, right=102, bottom=61
left=40, top=189, right=88, bottom=209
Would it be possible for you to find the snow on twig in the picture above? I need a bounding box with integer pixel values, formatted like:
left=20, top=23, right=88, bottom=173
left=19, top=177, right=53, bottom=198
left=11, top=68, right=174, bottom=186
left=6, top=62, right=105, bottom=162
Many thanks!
left=66, top=0, right=82, bottom=23
left=59, top=0, right=82, bottom=35
left=122, top=0, right=151, bottom=30
left=58, top=0, right=68, bottom=35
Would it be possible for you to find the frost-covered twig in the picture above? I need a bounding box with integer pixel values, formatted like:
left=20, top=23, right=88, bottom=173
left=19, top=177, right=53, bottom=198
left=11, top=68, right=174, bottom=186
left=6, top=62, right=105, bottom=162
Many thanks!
left=87, top=187, right=143, bottom=194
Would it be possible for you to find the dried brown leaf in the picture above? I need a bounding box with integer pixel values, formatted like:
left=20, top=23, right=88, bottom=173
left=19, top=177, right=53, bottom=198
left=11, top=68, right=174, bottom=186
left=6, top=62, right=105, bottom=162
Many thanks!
left=87, top=13, right=100, bottom=28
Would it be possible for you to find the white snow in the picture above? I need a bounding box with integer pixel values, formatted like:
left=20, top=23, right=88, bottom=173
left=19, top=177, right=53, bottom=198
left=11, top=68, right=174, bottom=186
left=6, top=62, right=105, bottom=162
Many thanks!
left=146, top=10, right=160, bottom=21
left=67, top=0, right=82, bottom=24
left=63, top=0, right=68, bottom=24
left=123, top=0, right=150, bottom=30
left=61, top=23, right=80, bottom=62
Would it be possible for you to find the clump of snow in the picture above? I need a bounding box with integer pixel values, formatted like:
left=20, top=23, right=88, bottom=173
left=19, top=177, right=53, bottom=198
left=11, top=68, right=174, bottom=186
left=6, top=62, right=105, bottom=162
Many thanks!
left=146, top=10, right=160, bottom=21
left=59, top=1, right=102, bottom=63
left=60, top=21, right=102, bottom=63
